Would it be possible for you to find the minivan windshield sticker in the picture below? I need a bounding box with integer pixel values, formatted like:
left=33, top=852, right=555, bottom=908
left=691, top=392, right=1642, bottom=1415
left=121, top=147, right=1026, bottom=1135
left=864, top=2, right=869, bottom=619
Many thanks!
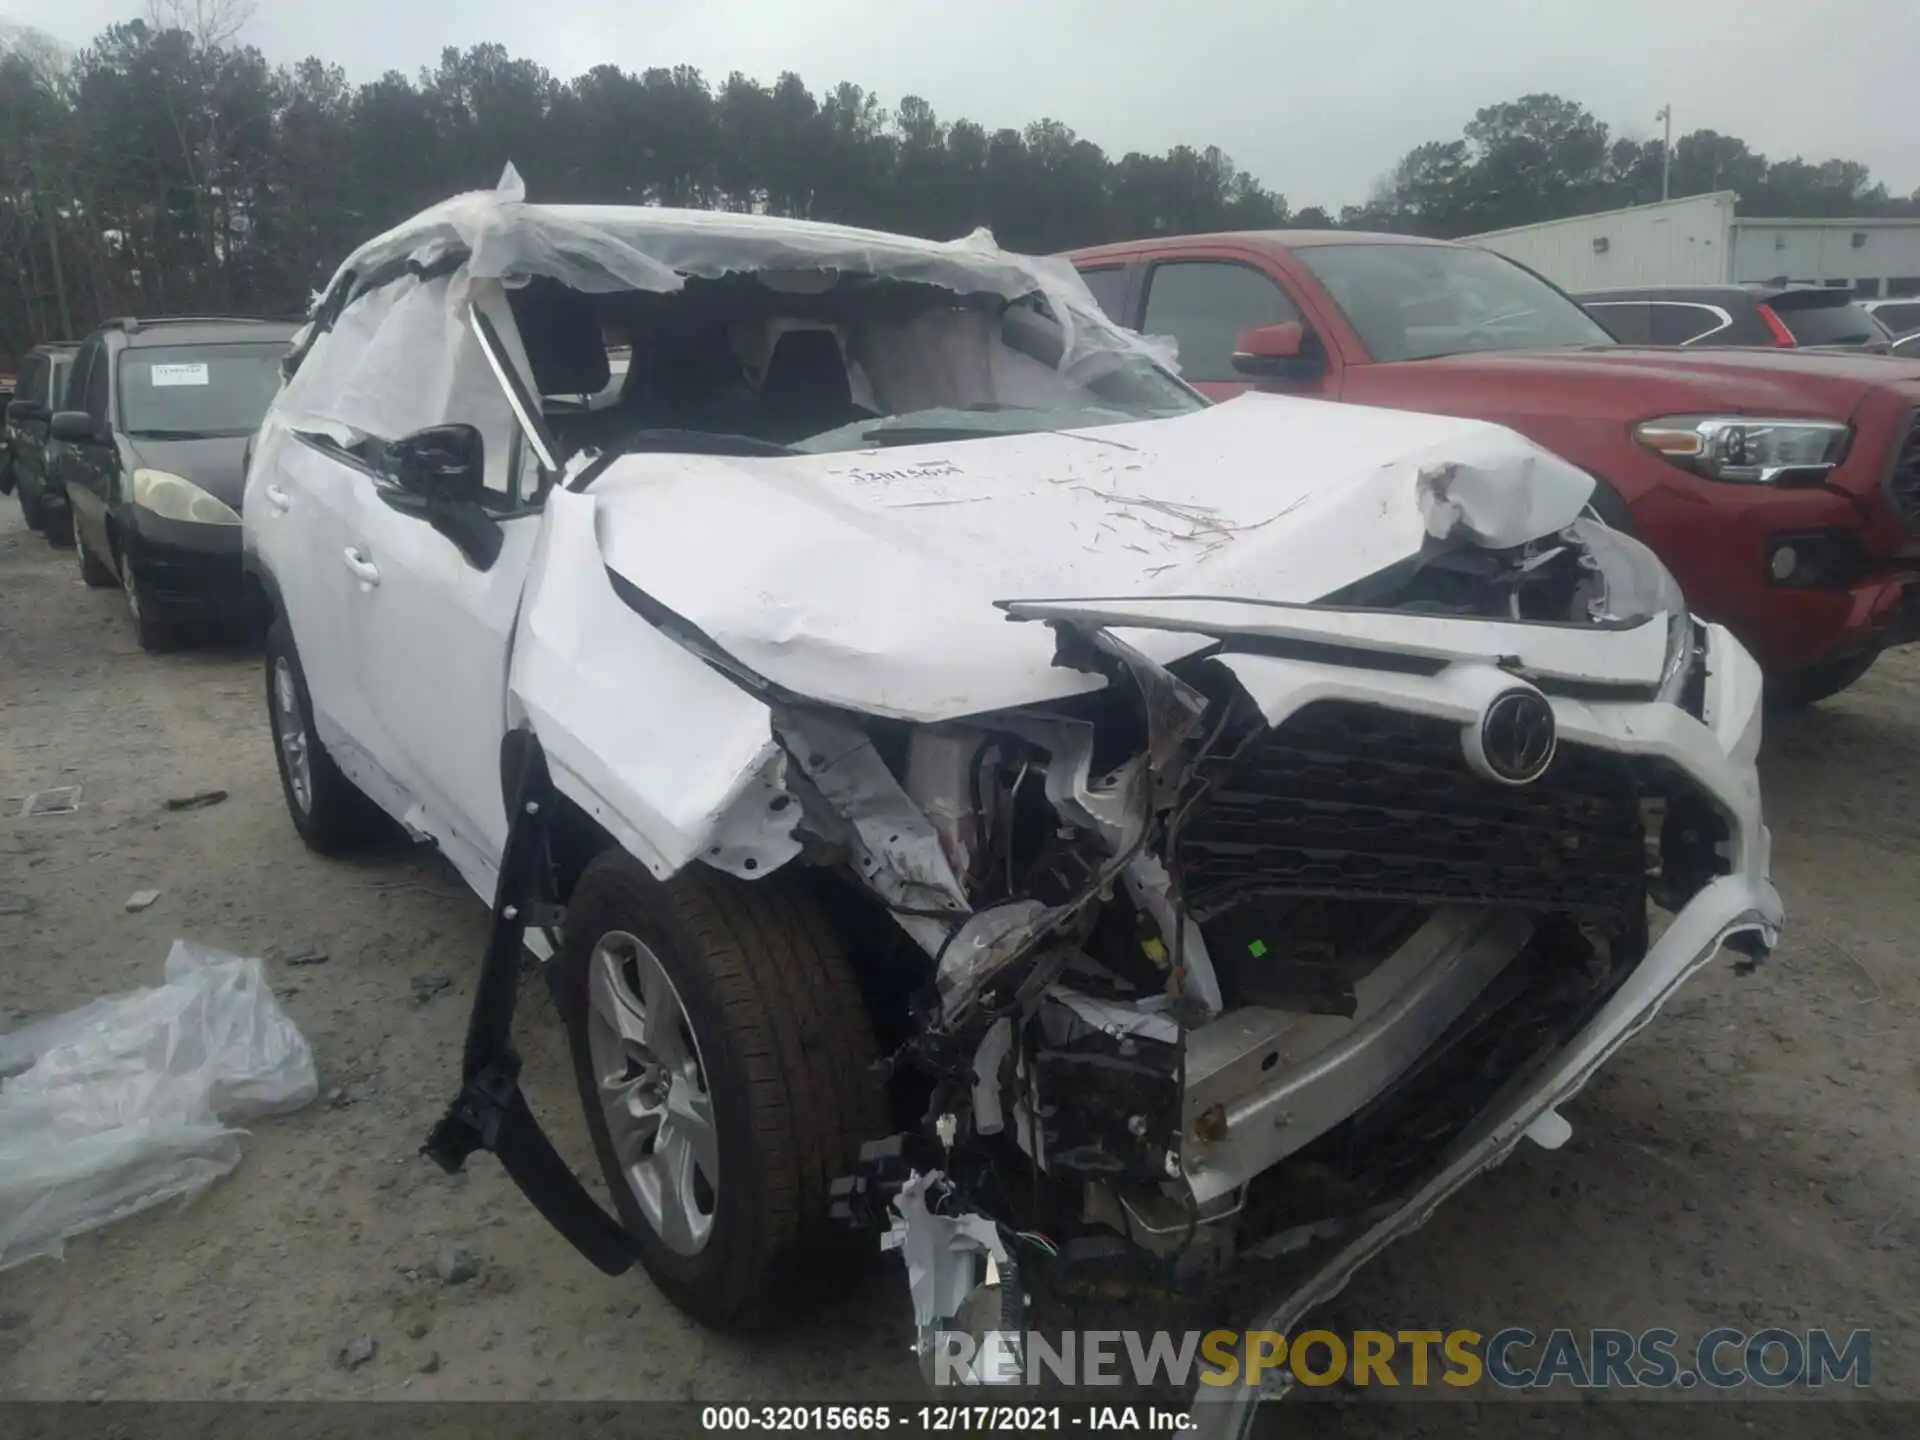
left=150, top=363, right=211, bottom=387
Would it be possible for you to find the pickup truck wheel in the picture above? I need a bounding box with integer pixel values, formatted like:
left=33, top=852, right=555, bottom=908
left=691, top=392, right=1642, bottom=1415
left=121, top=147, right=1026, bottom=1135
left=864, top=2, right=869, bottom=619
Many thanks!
left=264, top=617, right=389, bottom=852
left=556, top=850, right=887, bottom=1329
left=73, top=511, right=115, bottom=586
left=1582, top=473, right=1639, bottom=535
left=1766, top=651, right=1878, bottom=710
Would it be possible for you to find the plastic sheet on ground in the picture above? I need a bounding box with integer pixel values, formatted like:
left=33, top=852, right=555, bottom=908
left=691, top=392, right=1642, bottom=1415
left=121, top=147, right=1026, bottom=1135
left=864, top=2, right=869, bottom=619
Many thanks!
left=0, top=940, right=317, bottom=1271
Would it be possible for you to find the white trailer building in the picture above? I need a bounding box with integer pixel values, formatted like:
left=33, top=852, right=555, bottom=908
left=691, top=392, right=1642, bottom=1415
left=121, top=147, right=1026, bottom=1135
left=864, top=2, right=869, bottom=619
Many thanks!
left=1463, top=192, right=1920, bottom=299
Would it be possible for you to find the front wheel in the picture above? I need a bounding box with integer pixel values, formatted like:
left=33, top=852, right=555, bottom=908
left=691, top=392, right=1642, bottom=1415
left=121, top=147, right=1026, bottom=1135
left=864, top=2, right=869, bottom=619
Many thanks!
left=1766, top=651, right=1878, bottom=710
left=74, top=510, right=115, bottom=586
left=122, top=551, right=176, bottom=653
left=555, top=851, right=888, bottom=1329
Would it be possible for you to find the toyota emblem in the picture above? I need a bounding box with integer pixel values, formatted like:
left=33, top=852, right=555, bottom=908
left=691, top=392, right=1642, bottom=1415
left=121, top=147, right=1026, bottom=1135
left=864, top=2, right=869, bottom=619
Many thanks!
left=1471, top=689, right=1558, bottom=785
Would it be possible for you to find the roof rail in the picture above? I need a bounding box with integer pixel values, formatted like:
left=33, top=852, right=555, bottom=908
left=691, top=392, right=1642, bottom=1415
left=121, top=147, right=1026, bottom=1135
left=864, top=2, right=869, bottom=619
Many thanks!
left=102, top=314, right=304, bottom=335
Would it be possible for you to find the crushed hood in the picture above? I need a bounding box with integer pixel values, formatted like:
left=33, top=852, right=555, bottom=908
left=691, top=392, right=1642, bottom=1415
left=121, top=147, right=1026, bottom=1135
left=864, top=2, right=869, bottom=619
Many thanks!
left=588, top=393, right=1596, bottom=722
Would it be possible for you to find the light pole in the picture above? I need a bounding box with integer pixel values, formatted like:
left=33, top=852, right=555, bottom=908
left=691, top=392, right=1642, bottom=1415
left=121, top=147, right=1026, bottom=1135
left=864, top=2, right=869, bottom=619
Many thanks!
left=1656, top=105, right=1673, bottom=202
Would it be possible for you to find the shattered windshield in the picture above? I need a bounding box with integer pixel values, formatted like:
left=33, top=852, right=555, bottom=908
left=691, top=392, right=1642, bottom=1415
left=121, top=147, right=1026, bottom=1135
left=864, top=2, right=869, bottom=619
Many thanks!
left=1297, top=242, right=1615, bottom=362
left=514, top=273, right=1203, bottom=461
left=117, top=343, right=288, bottom=438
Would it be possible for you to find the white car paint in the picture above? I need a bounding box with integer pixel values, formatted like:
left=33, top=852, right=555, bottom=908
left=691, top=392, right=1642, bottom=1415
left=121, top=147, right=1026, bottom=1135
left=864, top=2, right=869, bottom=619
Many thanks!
left=585, top=394, right=1597, bottom=722
left=243, top=189, right=1783, bottom=1430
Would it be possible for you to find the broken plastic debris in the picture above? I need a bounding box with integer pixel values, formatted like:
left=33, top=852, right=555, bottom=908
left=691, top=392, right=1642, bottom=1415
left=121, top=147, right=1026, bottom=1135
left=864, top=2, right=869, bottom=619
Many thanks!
left=1524, top=1107, right=1573, bottom=1151
left=881, top=1171, right=1009, bottom=1331
left=164, top=790, right=228, bottom=813
left=0, top=941, right=318, bottom=1271
left=124, top=890, right=161, bottom=913
left=18, top=787, right=80, bottom=818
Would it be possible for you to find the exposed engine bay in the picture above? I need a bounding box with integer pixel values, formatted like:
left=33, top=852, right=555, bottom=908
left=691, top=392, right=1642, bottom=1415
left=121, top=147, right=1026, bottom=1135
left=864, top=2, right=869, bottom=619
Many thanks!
left=729, top=518, right=1742, bottom=1382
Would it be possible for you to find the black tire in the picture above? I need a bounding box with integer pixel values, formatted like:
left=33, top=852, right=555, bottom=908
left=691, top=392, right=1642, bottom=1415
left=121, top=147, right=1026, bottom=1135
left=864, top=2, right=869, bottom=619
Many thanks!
left=555, top=850, right=887, bottom=1329
left=16, top=481, right=45, bottom=532
left=44, top=500, right=75, bottom=548
left=264, top=615, right=389, bottom=852
left=122, top=550, right=177, bottom=653
left=1582, top=472, right=1640, bottom=536
left=1766, top=651, right=1878, bottom=710
left=74, top=511, right=115, bottom=586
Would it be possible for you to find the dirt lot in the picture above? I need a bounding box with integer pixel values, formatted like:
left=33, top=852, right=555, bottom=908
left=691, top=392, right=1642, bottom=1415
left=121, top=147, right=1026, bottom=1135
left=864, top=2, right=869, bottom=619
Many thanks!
left=1, top=496, right=1915, bottom=1410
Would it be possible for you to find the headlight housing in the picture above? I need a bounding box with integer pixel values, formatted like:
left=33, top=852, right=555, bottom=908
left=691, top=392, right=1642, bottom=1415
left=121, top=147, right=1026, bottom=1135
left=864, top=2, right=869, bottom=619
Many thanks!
left=1633, top=414, right=1850, bottom=484
left=1568, top=517, right=1699, bottom=708
left=131, top=469, right=241, bottom=525
left=1569, top=516, right=1685, bottom=623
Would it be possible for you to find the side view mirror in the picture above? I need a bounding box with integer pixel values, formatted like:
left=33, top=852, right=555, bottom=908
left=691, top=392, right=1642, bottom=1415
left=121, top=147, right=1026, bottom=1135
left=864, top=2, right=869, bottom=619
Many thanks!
left=1231, top=321, right=1325, bottom=382
left=7, top=399, right=41, bottom=425
left=50, top=410, right=99, bottom=443
left=385, top=423, right=485, bottom=503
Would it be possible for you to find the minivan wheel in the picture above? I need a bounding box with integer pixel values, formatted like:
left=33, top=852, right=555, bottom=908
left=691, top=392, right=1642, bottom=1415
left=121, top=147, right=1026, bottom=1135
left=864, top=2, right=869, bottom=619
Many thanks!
left=555, top=851, right=888, bottom=1329
left=74, top=511, right=115, bottom=586
left=122, top=549, right=176, bottom=653
left=264, top=616, right=389, bottom=852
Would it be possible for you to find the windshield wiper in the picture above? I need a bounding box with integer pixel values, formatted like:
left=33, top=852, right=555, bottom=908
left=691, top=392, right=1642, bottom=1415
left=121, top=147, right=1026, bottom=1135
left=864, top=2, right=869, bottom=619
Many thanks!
left=567, top=428, right=800, bottom=492
left=859, top=426, right=1009, bottom=446
left=599, top=428, right=798, bottom=459
left=124, top=427, right=232, bottom=439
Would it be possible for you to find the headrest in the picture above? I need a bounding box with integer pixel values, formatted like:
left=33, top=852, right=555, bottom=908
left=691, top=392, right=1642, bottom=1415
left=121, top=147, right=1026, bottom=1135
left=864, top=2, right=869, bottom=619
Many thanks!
left=506, top=277, right=610, bottom=396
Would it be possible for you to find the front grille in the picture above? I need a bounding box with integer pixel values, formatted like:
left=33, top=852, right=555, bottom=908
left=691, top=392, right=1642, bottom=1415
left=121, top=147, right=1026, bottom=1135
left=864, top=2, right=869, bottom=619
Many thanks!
left=1889, top=412, right=1920, bottom=529
left=1177, top=702, right=1645, bottom=922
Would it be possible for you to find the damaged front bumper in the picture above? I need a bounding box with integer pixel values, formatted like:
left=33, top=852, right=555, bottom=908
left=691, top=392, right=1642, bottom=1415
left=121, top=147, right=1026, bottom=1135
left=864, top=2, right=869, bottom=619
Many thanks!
left=1187, top=876, right=1777, bottom=1437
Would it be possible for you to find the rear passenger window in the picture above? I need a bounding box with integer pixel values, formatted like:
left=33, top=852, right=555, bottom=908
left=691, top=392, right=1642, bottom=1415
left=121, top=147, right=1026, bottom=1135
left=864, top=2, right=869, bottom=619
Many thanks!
left=1584, top=302, right=1650, bottom=344
left=1875, top=302, right=1920, bottom=335
left=1650, top=303, right=1725, bottom=346
left=1076, top=266, right=1131, bottom=324
left=19, top=357, right=44, bottom=407
left=1142, top=261, right=1301, bottom=382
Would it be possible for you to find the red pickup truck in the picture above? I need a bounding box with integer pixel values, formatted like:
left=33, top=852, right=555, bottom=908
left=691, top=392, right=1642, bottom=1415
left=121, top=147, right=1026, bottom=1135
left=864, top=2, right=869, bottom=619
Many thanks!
left=1064, top=231, right=1920, bottom=705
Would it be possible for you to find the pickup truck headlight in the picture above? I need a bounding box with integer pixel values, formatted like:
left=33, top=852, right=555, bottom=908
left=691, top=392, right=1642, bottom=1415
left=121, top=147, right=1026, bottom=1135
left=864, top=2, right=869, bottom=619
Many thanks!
left=132, top=468, right=241, bottom=525
left=1633, top=415, right=1850, bottom=484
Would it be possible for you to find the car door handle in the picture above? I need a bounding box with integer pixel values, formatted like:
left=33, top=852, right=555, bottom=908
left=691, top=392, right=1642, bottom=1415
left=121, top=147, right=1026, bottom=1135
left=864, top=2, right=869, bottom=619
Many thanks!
left=342, top=546, right=381, bottom=586
left=263, top=484, right=292, bottom=513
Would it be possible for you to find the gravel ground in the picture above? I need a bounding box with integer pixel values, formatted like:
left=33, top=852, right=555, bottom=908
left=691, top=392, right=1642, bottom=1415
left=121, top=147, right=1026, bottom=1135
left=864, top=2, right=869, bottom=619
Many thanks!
left=1, top=496, right=1915, bottom=1410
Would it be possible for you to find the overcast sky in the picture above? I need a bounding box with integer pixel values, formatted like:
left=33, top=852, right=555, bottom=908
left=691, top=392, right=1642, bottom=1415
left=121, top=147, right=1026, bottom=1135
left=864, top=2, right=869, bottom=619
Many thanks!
left=12, top=0, right=1920, bottom=211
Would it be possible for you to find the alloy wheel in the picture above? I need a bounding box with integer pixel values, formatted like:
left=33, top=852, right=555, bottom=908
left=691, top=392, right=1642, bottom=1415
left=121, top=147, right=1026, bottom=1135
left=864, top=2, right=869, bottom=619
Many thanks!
left=585, top=930, right=719, bottom=1256
left=271, top=657, right=313, bottom=815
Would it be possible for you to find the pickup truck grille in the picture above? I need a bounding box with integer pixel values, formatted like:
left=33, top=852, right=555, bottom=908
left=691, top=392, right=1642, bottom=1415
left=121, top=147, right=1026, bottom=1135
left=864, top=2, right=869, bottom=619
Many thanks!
left=1178, top=702, right=1646, bottom=923
left=1890, top=412, right=1920, bottom=529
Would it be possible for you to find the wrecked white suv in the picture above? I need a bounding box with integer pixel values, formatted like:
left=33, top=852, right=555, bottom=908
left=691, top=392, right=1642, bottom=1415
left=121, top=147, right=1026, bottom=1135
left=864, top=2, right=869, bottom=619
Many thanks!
left=245, top=171, right=1782, bottom=1423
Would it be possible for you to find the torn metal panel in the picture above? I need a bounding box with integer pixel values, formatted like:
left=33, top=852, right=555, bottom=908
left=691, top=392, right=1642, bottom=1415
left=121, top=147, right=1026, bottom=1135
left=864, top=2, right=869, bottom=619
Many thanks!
left=588, top=394, right=1604, bottom=722
left=880, top=1170, right=1009, bottom=1333
left=1414, top=433, right=1594, bottom=550
left=781, top=712, right=969, bottom=917
left=1047, top=987, right=1180, bottom=1044
left=506, top=486, right=799, bottom=880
